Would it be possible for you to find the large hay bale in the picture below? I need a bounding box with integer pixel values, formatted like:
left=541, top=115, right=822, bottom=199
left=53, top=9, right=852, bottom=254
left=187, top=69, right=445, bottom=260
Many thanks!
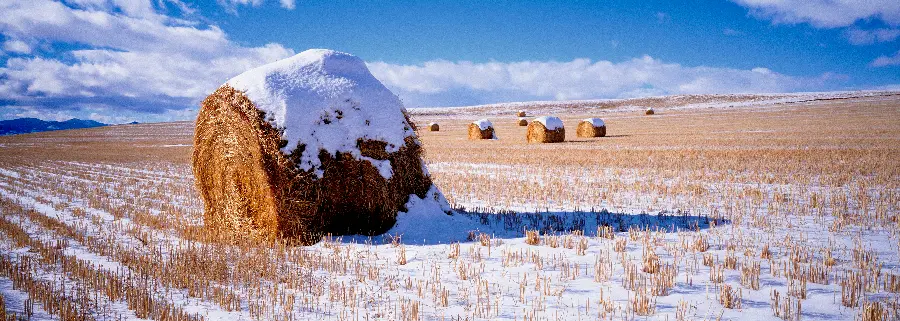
left=194, top=85, right=317, bottom=243
left=428, top=123, right=439, bottom=131
left=645, top=108, right=655, bottom=115
left=516, top=110, right=526, bottom=117
left=517, top=118, right=528, bottom=126
left=468, top=119, right=495, bottom=140
left=193, top=49, right=451, bottom=245
left=576, top=118, right=606, bottom=137
left=526, top=116, right=565, bottom=143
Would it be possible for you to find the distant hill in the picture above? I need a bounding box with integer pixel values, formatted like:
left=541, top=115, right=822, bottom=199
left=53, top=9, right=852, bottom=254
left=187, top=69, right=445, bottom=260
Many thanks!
left=0, top=118, right=107, bottom=136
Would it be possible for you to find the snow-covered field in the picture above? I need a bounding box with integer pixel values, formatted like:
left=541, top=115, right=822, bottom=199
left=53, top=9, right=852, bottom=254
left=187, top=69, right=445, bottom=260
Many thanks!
left=409, top=90, right=900, bottom=117
left=0, top=92, right=898, bottom=320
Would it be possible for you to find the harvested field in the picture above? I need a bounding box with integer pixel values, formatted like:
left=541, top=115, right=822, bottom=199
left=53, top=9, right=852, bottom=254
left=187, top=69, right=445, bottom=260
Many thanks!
left=0, top=93, right=898, bottom=320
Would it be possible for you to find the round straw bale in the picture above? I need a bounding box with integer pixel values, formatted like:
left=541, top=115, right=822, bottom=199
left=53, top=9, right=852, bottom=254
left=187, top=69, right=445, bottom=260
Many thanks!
left=517, top=110, right=526, bottom=117
left=193, top=49, right=445, bottom=245
left=468, top=119, right=495, bottom=140
left=517, top=118, right=528, bottom=126
left=428, top=122, right=440, bottom=131
left=526, top=116, right=565, bottom=143
left=645, top=108, right=655, bottom=115
left=576, top=118, right=606, bottom=137
left=193, top=85, right=321, bottom=244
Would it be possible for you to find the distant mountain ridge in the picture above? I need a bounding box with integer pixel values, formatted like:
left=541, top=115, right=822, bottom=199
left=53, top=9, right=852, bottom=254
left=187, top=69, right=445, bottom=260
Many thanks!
left=0, top=118, right=107, bottom=136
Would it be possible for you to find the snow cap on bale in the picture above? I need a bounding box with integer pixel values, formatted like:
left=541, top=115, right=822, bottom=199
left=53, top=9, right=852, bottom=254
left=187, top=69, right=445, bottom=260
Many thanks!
left=577, top=118, right=606, bottom=137
left=194, top=49, right=452, bottom=245
left=468, top=119, right=496, bottom=139
left=227, top=49, right=414, bottom=178
left=527, top=116, right=565, bottom=143
left=533, top=116, right=563, bottom=130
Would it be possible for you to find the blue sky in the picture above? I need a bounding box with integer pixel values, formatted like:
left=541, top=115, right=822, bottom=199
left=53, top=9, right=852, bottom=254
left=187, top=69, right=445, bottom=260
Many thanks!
left=1, top=0, right=898, bottom=123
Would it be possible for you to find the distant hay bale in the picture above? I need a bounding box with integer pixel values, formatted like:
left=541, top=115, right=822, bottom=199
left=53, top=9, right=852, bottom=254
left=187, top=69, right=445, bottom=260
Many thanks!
left=576, top=118, right=606, bottom=137
left=468, top=119, right=495, bottom=140
left=193, top=50, right=443, bottom=245
left=428, top=122, right=439, bottom=131
left=517, top=118, right=528, bottom=126
left=526, top=116, right=565, bottom=143
left=645, top=108, right=655, bottom=115
left=517, top=110, right=526, bottom=117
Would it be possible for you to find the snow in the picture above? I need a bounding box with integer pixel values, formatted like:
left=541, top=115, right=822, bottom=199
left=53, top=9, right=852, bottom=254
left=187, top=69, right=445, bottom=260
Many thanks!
left=473, top=118, right=493, bottom=130
left=0, top=277, right=55, bottom=320
left=533, top=116, right=564, bottom=130
left=0, top=168, right=19, bottom=178
left=3, top=157, right=899, bottom=321
left=583, top=117, right=605, bottom=127
left=382, top=185, right=473, bottom=244
left=227, top=49, right=415, bottom=178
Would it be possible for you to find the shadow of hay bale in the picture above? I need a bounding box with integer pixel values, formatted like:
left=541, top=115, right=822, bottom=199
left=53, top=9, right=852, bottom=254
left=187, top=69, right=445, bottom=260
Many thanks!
left=335, top=206, right=724, bottom=246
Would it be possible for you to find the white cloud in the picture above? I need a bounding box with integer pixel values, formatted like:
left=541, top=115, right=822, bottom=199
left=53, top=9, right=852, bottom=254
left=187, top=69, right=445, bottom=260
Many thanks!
left=219, top=0, right=264, bottom=7
left=155, top=0, right=195, bottom=15
left=2, top=39, right=31, bottom=54
left=214, top=0, right=298, bottom=13
left=1, top=44, right=292, bottom=99
left=367, top=56, right=829, bottom=107
left=731, top=0, right=900, bottom=28
left=0, top=0, right=294, bottom=120
left=1, top=106, right=76, bottom=122
left=217, top=0, right=299, bottom=13
left=872, top=50, right=900, bottom=67
left=845, top=28, right=900, bottom=45
left=0, top=0, right=236, bottom=55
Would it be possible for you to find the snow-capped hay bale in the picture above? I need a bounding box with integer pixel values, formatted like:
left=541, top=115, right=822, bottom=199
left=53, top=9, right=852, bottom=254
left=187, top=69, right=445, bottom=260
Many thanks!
left=428, top=123, right=439, bottom=131
left=576, top=118, right=606, bottom=137
left=517, top=118, right=528, bottom=126
left=193, top=49, right=450, bottom=245
left=468, top=119, right=495, bottom=140
left=645, top=108, right=655, bottom=115
left=526, top=116, right=565, bottom=143
left=517, top=110, right=526, bottom=117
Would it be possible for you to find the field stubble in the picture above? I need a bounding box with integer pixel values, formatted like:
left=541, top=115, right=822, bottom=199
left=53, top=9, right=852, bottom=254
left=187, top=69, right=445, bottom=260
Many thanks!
left=0, top=97, right=897, bottom=320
